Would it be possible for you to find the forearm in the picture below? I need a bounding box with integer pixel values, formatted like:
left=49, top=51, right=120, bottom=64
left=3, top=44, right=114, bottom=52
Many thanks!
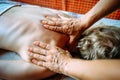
left=80, top=0, right=120, bottom=30
left=0, top=60, right=55, bottom=80
left=63, top=59, right=120, bottom=80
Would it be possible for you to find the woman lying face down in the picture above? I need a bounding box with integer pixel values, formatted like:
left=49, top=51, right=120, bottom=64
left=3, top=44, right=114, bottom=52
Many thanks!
left=0, top=4, right=70, bottom=80
left=0, top=3, right=119, bottom=79
left=28, top=24, right=120, bottom=80
left=29, top=24, right=120, bottom=62
left=0, top=5, right=70, bottom=61
left=77, top=25, right=120, bottom=60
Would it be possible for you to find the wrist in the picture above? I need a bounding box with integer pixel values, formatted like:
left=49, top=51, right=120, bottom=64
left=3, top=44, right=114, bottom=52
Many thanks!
left=80, top=12, right=99, bottom=31
left=80, top=15, right=92, bottom=29
left=72, top=15, right=93, bottom=35
left=63, top=58, right=85, bottom=79
left=59, top=57, right=72, bottom=74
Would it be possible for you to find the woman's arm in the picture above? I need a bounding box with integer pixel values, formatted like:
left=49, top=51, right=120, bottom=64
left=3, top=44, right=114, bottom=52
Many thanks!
left=0, top=60, right=55, bottom=80
left=28, top=41, right=120, bottom=80
left=82, top=0, right=120, bottom=29
left=41, top=0, right=120, bottom=44
left=64, top=59, right=120, bottom=80
left=43, top=0, right=120, bottom=32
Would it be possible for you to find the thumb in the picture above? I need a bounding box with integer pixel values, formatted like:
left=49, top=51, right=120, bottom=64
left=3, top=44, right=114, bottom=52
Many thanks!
left=69, top=35, right=76, bottom=45
left=57, top=14, right=69, bottom=20
left=69, top=32, right=80, bottom=45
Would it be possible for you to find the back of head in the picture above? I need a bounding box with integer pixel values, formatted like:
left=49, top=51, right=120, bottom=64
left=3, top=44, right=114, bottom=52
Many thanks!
left=77, top=24, right=120, bottom=60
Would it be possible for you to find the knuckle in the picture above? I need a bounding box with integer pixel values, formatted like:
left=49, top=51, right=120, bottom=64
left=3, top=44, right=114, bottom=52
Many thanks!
left=34, top=54, right=38, bottom=58
left=37, top=62, right=41, bottom=66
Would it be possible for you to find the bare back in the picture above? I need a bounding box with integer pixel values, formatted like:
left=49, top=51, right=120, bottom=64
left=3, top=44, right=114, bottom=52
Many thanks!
left=0, top=5, right=69, bottom=61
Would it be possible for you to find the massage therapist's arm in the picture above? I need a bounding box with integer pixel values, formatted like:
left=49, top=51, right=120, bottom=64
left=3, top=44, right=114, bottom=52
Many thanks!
left=28, top=41, right=120, bottom=80
left=63, top=59, right=120, bottom=80
left=41, top=0, right=120, bottom=44
left=81, top=0, right=120, bottom=28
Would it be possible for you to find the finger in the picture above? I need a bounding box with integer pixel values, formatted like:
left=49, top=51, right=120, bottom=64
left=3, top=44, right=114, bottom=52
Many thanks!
left=28, top=47, right=47, bottom=55
left=65, top=50, right=72, bottom=57
left=57, top=14, right=69, bottom=20
left=33, top=41, right=50, bottom=50
left=45, top=16, right=59, bottom=21
left=43, top=25, right=68, bottom=34
left=45, top=16, right=63, bottom=26
left=57, top=13, right=73, bottom=19
left=28, top=52, right=40, bottom=61
left=69, top=36, right=75, bottom=45
left=44, top=24, right=73, bottom=35
left=28, top=51, right=33, bottom=57
left=41, top=20, right=56, bottom=26
left=44, top=24, right=72, bottom=35
left=32, top=59, right=50, bottom=69
left=29, top=52, right=46, bottom=61
left=32, top=59, right=44, bottom=66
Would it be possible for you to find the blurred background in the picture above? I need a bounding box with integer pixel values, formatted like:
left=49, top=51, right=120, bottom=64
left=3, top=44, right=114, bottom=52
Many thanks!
left=12, top=0, right=120, bottom=20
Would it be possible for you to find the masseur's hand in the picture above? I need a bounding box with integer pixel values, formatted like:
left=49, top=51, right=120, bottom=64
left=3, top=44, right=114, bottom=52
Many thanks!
left=42, top=14, right=85, bottom=44
left=28, top=41, right=72, bottom=73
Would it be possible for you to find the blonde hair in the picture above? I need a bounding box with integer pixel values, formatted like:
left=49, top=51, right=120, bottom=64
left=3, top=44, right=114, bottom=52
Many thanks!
left=77, top=25, right=120, bottom=60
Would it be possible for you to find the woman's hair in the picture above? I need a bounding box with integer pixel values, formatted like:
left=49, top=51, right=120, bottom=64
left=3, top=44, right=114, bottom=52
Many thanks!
left=77, top=24, right=120, bottom=60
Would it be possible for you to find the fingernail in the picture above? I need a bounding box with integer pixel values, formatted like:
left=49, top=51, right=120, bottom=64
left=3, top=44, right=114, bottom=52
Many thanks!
left=33, top=41, right=39, bottom=46
left=27, top=52, right=31, bottom=55
left=43, top=25, right=49, bottom=27
left=32, top=59, right=37, bottom=63
left=45, top=15, right=48, bottom=18
left=30, top=47, right=33, bottom=51
left=45, top=15, right=49, bottom=18
left=42, top=20, right=47, bottom=24
left=28, top=52, right=33, bottom=56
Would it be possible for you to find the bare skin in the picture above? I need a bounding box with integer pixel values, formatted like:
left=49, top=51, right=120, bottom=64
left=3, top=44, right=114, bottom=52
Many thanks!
left=0, top=60, right=55, bottom=80
left=28, top=41, right=72, bottom=73
left=0, top=5, right=71, bottom=80
left=27, top=0, right=120, bottom=79
left=41, top=0, right=120, bottom=45
left=28, top=41, right=120, bottom=80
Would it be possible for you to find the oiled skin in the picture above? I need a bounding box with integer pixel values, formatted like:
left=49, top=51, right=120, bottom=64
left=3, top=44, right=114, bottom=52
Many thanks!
left=0, top=5, right=69, bottom=79
left=0, top=5, right=69, bottom=61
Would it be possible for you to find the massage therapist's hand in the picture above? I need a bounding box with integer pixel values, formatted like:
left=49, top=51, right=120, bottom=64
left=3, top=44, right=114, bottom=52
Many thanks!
left=28, top=41, right=72, bottom=73
left=42, top=14, right=86, bottom=44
